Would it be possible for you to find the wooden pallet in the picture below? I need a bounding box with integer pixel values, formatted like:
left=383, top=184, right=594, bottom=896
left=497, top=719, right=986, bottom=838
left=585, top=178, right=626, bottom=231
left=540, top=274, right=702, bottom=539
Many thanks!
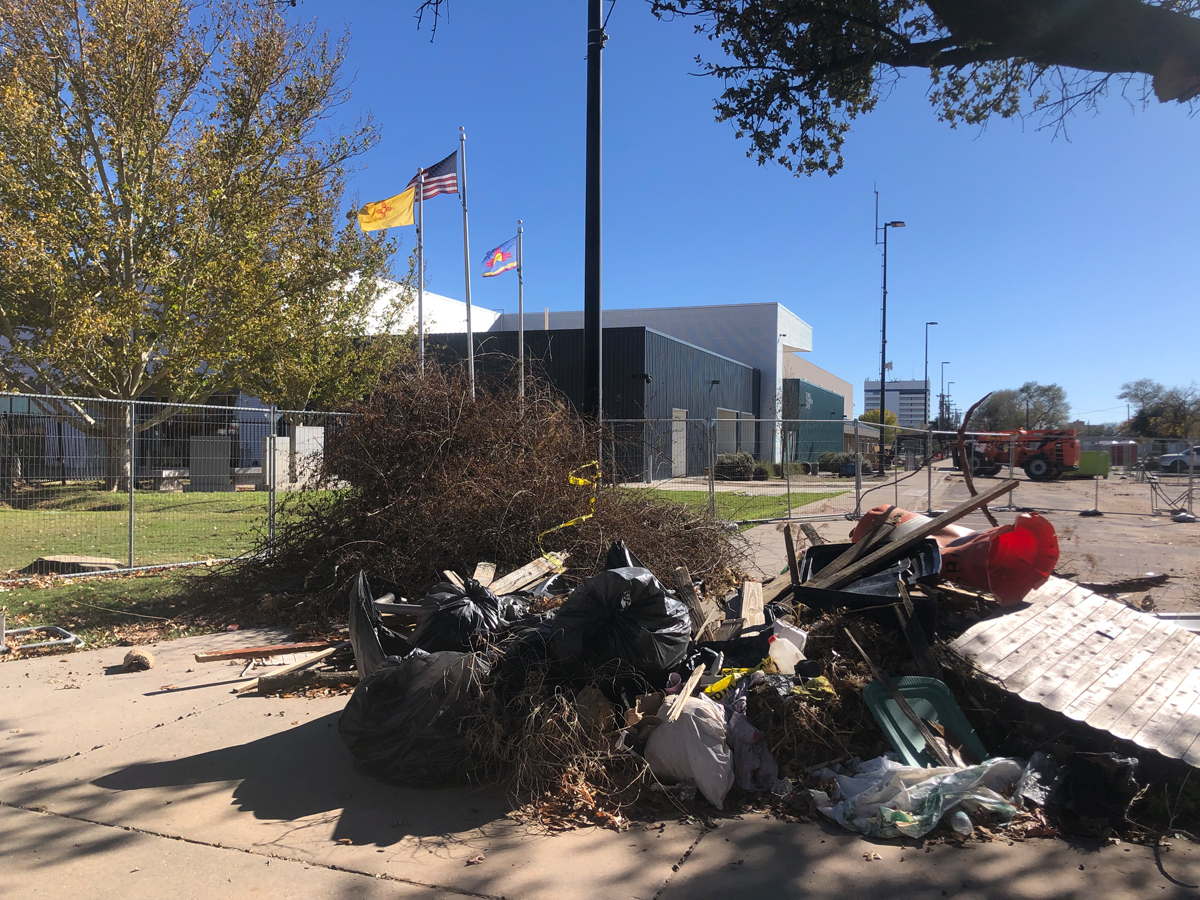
left=951, top=576, right=1200, bottom=767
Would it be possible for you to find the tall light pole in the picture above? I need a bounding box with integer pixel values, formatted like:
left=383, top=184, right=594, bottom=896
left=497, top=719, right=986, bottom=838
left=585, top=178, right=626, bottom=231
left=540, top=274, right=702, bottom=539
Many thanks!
left=874, top=192, right=904, bottom=433
left=583, top=0, right=605, bottom=420
left=940, top=361, right=950, bottom=426
left=947, top=382, right=955, bottom=426
left=924, top=322, right=937, bottom=426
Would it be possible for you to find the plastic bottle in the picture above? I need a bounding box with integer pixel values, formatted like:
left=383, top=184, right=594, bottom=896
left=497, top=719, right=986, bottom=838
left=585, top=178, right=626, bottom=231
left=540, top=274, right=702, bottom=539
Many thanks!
left=767, top=635, right=803, bottom=675
left=773, top=619, right=809, bottom=655
left=950, top=810, right=973, bottom=836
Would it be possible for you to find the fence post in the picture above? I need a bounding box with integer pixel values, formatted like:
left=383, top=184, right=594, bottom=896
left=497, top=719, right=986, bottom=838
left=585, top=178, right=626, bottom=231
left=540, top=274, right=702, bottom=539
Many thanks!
left=268, top=405, right=277, bottom=547
left=784, top=425, right=792, bottom=520
left=707, top=418, right=716, bottom=518
left=853, top=418, right=862, bottom=518
left=127, top=400, right=135, bottom=569
left=925, top=425, right=934, bottom=515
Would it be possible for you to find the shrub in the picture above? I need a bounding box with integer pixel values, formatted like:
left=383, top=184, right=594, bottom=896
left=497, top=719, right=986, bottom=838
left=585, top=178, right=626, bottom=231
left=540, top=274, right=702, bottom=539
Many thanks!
left=752, top=463, right=770, bottom=481
left=714, top=451, right=755, bottom=481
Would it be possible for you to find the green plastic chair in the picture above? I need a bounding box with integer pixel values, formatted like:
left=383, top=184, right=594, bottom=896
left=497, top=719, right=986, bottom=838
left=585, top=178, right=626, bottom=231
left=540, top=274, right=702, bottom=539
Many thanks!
left=863, top=676, right=990, bottom=768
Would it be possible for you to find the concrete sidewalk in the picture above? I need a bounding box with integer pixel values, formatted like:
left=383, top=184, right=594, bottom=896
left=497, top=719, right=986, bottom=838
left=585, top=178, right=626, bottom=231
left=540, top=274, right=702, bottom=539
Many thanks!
left=3, top=630, right=1199, bottom=899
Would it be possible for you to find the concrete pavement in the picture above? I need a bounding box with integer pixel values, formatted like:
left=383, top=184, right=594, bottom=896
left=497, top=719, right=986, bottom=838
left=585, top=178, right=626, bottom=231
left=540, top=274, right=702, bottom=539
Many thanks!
left=3, top=624, right=1199, bottom=898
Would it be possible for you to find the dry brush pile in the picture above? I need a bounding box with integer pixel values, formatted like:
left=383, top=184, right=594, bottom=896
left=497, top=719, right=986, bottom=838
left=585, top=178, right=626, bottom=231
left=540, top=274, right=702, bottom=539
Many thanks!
left=245, top=361, right=745, bottom=607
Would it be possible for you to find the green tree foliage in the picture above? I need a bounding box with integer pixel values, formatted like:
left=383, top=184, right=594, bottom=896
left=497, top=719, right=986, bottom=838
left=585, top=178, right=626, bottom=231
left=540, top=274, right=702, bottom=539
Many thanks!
left=650, top=1, right=1200, bottom=174
left=968, top=382, right=1071, bottom=431
left=1120, top=380, right=1200, bottom=437
left=0, top=0, right=408, bottom=486
left=859, top=407, right=898, bottom=443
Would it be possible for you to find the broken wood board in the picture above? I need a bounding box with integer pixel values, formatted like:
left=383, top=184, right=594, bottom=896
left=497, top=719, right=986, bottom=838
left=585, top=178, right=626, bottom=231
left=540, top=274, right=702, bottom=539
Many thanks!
left=472, top=562, right=496, bottom=588
left=442, top=570, right=465, bottom=589
left=491, top=554, right=568, bottom=595
left=741, top=580, right=764, bottom=627
left=194, top=641, right=336, bottom=663
left=674, top=566, right=709, bottom=636
left=951, top=576, right=1200, bottom=767
left=234, top=642, right=348, bottom=695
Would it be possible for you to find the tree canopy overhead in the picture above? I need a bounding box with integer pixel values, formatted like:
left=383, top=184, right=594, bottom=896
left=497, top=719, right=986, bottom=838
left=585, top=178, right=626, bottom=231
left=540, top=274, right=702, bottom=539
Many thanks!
left=0, top=0, right=404, bottom=410
left=968, top=381, right=1071, bottom=431
left=651, top=0, right=1200, bottom=174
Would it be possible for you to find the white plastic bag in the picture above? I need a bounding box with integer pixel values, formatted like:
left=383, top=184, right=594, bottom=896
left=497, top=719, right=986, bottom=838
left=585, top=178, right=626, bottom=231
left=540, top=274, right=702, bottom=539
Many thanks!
left=644, top=695, right=734, bottom=809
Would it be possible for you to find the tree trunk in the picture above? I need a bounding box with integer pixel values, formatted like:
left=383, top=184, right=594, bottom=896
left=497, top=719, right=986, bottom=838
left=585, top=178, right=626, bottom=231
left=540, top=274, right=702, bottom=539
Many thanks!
left=101, top=404, right=132, bottom=493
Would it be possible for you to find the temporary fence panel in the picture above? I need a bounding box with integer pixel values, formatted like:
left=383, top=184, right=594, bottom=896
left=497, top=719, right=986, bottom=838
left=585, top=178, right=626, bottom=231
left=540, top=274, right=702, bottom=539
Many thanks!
left=0, top=392, right=343, bottom=574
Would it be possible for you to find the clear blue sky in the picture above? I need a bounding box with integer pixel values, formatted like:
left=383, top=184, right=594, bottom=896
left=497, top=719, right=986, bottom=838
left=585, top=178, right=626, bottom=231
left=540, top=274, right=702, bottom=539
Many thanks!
left=295, top=1, right=1198, bottom=421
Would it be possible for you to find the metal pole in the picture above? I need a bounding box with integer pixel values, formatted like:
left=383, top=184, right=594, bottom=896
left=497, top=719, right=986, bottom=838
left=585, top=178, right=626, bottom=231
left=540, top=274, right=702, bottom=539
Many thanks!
left=517, top=220, right=525, bottom=406
left=583, top=0, right=604, bottom=420
left=1190, top=436, right=1195, bottom=516
left=459, top=127, right=474, bottom=399
left=854, top=418, right=862, bottom=517
left=707, top=418, right=716, bottom=517
left=127, top=400, right=135, bottom=569
left=880, top=224, right=888, bottom=439
left=784, top=424, right=792, bottom=519
left=925, top=425, right=934, bottom=515
left=417, top=171, right=425, bottom=374
left=268, top=406, right=276, bottom=546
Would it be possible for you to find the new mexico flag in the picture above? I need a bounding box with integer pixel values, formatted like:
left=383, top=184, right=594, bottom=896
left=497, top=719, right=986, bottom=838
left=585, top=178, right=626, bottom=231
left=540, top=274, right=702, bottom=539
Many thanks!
left=357, top=187, right=415, bottom=231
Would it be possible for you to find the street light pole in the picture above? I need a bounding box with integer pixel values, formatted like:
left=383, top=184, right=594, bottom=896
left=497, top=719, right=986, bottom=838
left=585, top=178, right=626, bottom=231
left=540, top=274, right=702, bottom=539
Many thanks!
left=940, top=361, right=949, bottom=426
left=924, top=322, right=937, bottom=426
left=583, top=0, right=605, bottom=421
left=874, top=190, right=904, bottom=437
left=924, top=321, right=937, bottom=515
left=947, top=382, right=955, bottom=426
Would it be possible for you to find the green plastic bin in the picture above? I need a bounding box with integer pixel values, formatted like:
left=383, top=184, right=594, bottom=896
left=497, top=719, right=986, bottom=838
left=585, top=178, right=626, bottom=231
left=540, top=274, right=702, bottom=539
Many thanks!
left=863, top=676, right=990, bottom=768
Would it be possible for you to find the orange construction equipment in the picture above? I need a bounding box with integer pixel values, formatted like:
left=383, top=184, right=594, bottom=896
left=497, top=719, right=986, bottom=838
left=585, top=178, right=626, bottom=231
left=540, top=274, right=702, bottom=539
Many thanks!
left=852, top=506, right=1059, bottom=606
left=953, top=429, right=1081, bottom=481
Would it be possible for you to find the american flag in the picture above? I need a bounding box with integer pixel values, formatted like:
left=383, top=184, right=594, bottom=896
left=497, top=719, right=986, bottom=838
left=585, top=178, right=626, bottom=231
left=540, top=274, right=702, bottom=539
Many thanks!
left=408, top=150, right=458, bottom=200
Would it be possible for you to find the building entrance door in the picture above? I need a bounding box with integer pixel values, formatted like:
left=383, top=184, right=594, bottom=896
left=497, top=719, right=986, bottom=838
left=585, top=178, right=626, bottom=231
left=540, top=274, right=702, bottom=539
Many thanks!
left=671, top=409, right=687, bottom=477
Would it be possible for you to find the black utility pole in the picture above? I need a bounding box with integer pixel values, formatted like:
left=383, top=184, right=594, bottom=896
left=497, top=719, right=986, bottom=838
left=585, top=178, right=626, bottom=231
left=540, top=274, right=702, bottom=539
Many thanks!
left=583, top=0, right=604, bottom=420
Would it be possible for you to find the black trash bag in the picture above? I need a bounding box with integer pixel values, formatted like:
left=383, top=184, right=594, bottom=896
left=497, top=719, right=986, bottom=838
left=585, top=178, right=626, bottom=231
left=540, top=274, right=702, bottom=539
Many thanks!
left=411, top=578, right=504, bottom=652
left=1064, top=752, right=1140, bottom=826
left=551, top=565, right=691, bottom=682
left=339, top=649, right=484, bottom=787
left=348, top=571, right=411, bottom=678
left=604, top=540, right=646, bottom=571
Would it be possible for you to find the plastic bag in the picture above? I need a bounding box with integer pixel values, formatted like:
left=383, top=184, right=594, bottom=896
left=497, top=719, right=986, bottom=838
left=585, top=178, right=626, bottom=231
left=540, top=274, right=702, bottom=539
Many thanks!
left=411, top=578, right=504, bottom=652
left=338, top=649, right=483, bottom=787
left=348, top=571, right=411, bottom=678
left=810, top=755, right=1024, bottom=838
left=551, top=565, right=690, bottom=681
left=643, top=695, right=734, bottom=809
left=721, top=671, right=780, bottom=792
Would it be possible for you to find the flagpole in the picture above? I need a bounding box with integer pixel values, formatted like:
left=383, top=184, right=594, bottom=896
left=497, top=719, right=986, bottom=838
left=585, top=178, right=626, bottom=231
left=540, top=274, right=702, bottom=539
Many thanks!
left=417, top=170, right=425, bottom=374
left=517, top=220, right=524, bottom=406
left=459, top=126, right=474, bottom=399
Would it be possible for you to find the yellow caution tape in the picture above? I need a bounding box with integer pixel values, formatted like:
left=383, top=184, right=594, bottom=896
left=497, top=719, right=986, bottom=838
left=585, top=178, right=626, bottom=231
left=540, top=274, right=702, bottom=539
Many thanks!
left=537, top=461, right=602, bottom=555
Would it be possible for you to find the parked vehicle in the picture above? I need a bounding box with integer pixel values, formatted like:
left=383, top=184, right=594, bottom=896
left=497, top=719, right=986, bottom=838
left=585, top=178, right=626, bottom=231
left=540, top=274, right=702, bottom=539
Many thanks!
left=1159, top=446, right=1200, bottom=474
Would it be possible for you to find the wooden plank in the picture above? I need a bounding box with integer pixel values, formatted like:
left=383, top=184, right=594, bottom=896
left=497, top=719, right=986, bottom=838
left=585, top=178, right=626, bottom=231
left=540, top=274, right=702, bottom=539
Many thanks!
left=1112, top=635, right=1200, bottom=742
left=1133, top=652, right=1200, bottom=753
left=806, top=480, right=1018, bottom=591
left=800, top=523, right=824, bottom=546
left=472, top=562, right=496, bottom=588
left=783, top=524, right=801, bottom=587
left=442, top=570, right=465, bottom=589
left=666, top=665, right=708, bottom=723
left=761, top=577, right=794, bottom=606
left=491, top=553, right=568, bottom=595
left=741, top=580, right=765, bottom=627
left=950, top=580, right=1084, bottom=657
left=950, top=577, right=1081, bottom=655
left=1002, top=602, right=1131, bottom=694
left=1041, top=614, right=1158, bottom=712
left=194, top=641, right=336, bottom=663
left=985, top=595, right=1110, bottom=681
left=959, top=588, right=1092, bottom=669
left=1086, top=629, right=1195, bottom=732
left=806, top=507, right=903, bottom=583
left=674, top=566, right=707, bottom=635
left=1061, top=626, right=1173, bottom=722
left=1017, top=607, right=1141, bottom=703
left=234, top=642, right=348, bottom=695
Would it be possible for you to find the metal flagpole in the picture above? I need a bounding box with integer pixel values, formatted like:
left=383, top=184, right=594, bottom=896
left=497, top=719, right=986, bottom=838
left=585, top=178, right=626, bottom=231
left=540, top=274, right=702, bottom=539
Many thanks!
left=517, top=220, right=525, bottom=405
left=459, top=127, right=474, bottom=398
left=417, top=170, right=425, bottom=374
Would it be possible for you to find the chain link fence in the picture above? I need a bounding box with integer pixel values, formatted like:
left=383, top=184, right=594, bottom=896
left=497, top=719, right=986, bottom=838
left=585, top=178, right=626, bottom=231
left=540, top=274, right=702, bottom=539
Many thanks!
left=0, top=392, right=345, bottom=575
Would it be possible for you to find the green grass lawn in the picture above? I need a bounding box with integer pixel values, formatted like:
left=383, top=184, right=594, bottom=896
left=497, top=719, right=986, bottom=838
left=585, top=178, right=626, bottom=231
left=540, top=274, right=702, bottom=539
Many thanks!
left=0, top=483, right=271, bottom=572
left=0, top=571, right=223, bottom=650
left=636, top=488, right=847, bottom=522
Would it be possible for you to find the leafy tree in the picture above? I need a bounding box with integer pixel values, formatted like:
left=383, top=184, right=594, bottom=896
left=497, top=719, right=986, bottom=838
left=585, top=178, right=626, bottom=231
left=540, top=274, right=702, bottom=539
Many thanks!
left=860, top=407, right=898, bottom=443
left=0, top=0, right=404, bottom=488
left=649, top=1, right=1200, bottom=174
left=1126, top=383, right=1200, bottom=437
left=968, top=382, right=1071, bottom=430
left=1118, top=377, right=1167, bottom=411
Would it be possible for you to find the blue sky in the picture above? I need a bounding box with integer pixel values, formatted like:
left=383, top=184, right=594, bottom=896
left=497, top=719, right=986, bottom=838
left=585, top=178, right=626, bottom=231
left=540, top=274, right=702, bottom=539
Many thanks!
left=297, top=1, right=1198, bottom=420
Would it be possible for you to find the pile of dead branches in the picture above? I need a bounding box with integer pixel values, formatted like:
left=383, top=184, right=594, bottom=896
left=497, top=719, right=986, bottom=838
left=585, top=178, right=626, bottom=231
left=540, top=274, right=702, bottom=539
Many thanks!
left=242, top=361, right=745, bottom=608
